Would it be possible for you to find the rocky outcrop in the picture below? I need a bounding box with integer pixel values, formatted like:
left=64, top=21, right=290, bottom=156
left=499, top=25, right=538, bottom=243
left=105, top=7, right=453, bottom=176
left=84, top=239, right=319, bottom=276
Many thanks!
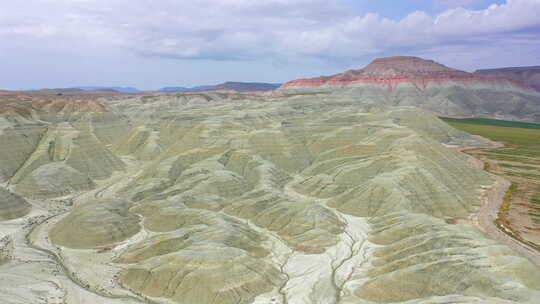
left=283, top=56, right=531, bottom=91
left=475, top=66, right=540, bottom=93
left=0, top=187, right=31, bottom=221
left=0, top=96, right=127, bottom=197
left=14, top=163, right=96, bottom=198
left=113, top=126, right=162, bottom=161
left=281, top=56, right=540, bottom=122
left=354, top=213, right=540, bottom=303
left=50, top=199, right=140, bottom=249
left=0, top=236, right=13, bottom=264
left=117, top=203, right=283, bottom=304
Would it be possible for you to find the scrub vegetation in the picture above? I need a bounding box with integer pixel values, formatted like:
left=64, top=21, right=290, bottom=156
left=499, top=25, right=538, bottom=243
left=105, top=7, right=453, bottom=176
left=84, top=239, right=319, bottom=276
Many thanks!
left=443, top=117, right=540, bottom=249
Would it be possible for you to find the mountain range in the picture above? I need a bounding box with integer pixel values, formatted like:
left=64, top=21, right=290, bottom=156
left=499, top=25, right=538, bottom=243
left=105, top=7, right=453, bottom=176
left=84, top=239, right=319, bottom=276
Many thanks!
left=475, top=66, right=540, bottom=93
left=74, top=86, right=142, bottom=93
left=64, top=64, right=540, bottom=101
left=74, top=82, right=282, bottom=93
left=281, top=56, right=540, bottom=122
left=159, top=81, right=281, bottom=92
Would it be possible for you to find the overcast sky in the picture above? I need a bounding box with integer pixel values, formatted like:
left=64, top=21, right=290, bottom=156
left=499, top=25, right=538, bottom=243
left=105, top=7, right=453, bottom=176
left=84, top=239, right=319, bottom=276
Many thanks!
left=1, top=0, right=539, bottom=90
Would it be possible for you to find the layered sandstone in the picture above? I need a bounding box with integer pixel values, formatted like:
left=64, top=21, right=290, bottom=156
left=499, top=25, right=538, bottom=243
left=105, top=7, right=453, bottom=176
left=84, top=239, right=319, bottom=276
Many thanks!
left=475, top=66, right=540, bottom=93
left=281, top=56, right=540, bottom=122
left=283, top=56, right=530, bottom=91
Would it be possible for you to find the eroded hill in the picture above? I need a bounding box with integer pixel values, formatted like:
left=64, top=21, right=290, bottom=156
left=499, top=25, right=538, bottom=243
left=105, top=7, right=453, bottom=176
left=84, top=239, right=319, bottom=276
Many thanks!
left=281, top=56, right=540, bottom=122
left=476, top=66, right=540, bottom=93
left=0, top=92, right=539, bottom=304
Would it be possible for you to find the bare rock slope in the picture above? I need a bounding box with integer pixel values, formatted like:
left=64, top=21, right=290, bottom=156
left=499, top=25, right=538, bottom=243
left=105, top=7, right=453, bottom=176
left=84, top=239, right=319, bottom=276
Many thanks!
left=0, top=188, right=30, bottom=221
left=475, top=66, right=540, bottom=93
left=281, top=56, right=540, bottom=122
left=0, top=91, right=539, bottom=304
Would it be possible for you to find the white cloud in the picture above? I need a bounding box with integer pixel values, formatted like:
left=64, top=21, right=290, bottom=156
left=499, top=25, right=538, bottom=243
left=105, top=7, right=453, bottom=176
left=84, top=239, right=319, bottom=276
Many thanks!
left=0, top=0, right=539, bottom=67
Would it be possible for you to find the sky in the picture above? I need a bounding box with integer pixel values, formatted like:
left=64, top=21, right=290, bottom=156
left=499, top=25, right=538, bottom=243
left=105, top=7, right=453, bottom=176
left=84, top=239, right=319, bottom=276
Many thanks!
left=1, top=0, right=539, bottom=90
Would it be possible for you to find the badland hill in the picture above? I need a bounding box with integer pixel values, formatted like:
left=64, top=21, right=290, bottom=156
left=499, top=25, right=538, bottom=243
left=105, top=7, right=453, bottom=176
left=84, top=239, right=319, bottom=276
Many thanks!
left=475, top=66, right=540, bottom=93
left=281, top=56, right=540, bottom=122
left=0, top=89, right=539, bottom=303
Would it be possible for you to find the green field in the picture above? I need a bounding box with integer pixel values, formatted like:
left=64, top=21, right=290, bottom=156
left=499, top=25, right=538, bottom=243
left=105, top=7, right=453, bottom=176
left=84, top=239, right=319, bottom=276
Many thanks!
left=506, top=171, right=540, bottom=180
left=440, top=117, right=540, bottom=130
left=532, top=185, right=540, bottom=205
left=441, top=117, right=540, bottom=151
left=483, top=154, right=540, bottom=164
left=499, top=163, right=538, bottom=170
left=441, top=117, right=540, bottom=208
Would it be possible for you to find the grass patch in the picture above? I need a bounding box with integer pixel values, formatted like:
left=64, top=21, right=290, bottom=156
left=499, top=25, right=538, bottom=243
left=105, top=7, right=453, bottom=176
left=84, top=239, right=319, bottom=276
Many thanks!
left=482, top=154, right=540, bottom=164
left=501, top=183, right=519, bottom=213
left=505, top=172, right=540, bottom=179
left=441, top=117, right=540, bottom=150
left=440, top=117, right=540, bottom=129
left=485, top=149, right=540, bottom=158
left=528, top=212, right=540, bottom=225
left=531, top=187, right=540, bottom=205
left=444, top=117, right=540, bottom=179
left=443, top=117, right=540, bottom=229
left=499, top=163, right=538, bottom=170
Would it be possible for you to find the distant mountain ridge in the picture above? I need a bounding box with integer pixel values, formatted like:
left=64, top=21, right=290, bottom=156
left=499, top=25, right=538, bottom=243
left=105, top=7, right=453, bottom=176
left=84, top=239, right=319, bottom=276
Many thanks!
left=44, top=82, right=281, bottom=94
left=280, top=56, right=540, bottom=122
left=159, top=82, right=281, bottom=92
left=212, top=82, right=281, bottom=92
left=159, top=85, right=214, bottom=92
left=282, top=56, right=531, bottom=90
left=74, top=86, right=142, bottom=93
left=475, top=66, right=540, bottom=93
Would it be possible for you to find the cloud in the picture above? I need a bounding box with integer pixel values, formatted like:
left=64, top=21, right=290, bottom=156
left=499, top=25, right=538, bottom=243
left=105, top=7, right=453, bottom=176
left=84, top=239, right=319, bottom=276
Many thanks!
left=0, top=0, right=539, bottom=69
left=416, top=32, right=540, bottom=70
left=287, top=0, right=540, bottom=59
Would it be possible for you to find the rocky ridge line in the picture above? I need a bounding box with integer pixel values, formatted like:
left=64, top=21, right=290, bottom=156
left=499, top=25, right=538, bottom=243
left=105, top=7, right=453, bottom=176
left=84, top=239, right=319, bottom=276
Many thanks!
left=282, top=56, right=533, bottom=92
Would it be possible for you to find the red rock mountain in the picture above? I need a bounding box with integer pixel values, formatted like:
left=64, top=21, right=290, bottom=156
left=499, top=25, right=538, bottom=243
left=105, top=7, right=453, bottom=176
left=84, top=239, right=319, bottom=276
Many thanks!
left=475, top=66, right=540, bottom=93
left=280, top=56, right=540, bottom=122
left=282, top=56, right=531, bottom=91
